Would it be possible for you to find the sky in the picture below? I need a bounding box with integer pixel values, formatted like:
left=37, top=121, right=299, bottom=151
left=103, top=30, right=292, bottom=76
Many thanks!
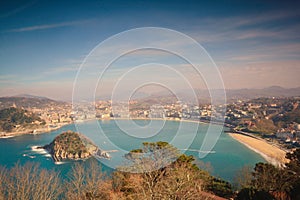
left=0, top=0, right=299, bottom=101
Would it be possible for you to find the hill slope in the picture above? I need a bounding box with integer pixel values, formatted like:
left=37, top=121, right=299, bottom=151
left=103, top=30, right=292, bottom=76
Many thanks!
left=43, top=131, right=98, bottom=162
left=0, top=96, right=68, bottom=110
left=0, top=107, right=45, bottom=132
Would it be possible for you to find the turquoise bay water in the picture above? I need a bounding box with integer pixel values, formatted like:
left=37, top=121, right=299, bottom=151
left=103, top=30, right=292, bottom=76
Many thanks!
left=0, top=120, right=265, bottom=182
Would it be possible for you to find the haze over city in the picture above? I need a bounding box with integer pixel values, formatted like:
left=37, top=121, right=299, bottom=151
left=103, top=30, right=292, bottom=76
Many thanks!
left=0, top=0, right=299, bottom=101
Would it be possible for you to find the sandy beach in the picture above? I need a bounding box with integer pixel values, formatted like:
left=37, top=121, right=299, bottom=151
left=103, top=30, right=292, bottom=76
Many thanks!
left=228, top=133, right=289, bottom=166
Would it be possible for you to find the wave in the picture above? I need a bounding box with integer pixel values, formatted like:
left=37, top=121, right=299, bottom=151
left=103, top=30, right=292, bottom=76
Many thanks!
left=22, top=153, right=36, bottom=159
left=0, top=135, right=15, bottom=139
left=30, top=145, right=48, bottom=154
left=181, top=149, right=216, bottom=154
left=54, top=161, right=67, bottom=165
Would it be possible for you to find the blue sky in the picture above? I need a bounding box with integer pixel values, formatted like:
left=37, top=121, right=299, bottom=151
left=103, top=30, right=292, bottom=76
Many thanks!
left=0, top=0, right=299, bottom=100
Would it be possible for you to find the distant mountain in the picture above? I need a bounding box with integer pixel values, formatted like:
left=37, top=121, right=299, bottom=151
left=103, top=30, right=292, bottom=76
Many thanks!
left=134, top=86, right=300, bottom=104
left=0, top=95, right=68, bottom=110
left=13, top=94, right=51, bottom=100
left=226, top=86, right=300, bottom=100
left=95, top=91, right=151, bottom=102
left=2, top=86, right=299, bottom=107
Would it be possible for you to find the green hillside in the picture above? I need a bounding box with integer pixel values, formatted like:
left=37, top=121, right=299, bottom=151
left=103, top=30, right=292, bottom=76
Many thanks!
left=0, top=107, right=44, bottom=132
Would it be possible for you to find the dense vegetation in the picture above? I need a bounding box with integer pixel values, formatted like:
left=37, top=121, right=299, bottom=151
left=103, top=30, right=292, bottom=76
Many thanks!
left=235, top=148, right=300, bottom=200
left=52, top=131, right=90, bottom=155
left=118, top=141, right=233, bottom=199
left=273, top=108, right=300, bottom=127
left=0, top=107, right=44, bottom=132
left=234, top=97, right=300, bottom=135
left=44, top=131, right=97, bottom=161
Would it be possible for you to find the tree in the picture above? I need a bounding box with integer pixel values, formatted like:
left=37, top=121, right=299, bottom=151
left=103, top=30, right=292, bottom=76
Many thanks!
left=122, top=141, right=180, bottom=173
left=233, top=165, right=253, bottom=190
left=236, top=188, right=275, bottom=200
left=286, top=148, right=300, bottom=176
left=65, top=159, right=112, bottom=200
left=116, top=141, right=181, bottom=199
left=0, top=166, right=7, bottom=200
left=285, top=149, right=300, bottom=200
left=207, top=177, right=233, bottom=199
left=252, top=119, right=277, bottom=135
left=252, top=163, right=292, bottom=199
left=114, top=141, right=233, bottom=199
left=0, top=162, right=61, bottom=200
left=0, top=107, right=44, bottom=132
left=235, top=162, right=293, bottom=200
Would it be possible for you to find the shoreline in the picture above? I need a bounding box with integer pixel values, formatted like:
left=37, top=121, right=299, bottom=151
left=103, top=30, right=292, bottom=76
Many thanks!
left=1, top=117, right=286, bottom=168
left=110, top=117, right=208, bottom=124
left=101, top=117, right=229, bottom=127
left=0, top=117, right=287, bottom=169
left=228, top=132, right=289, bottom=167
left=0, top=117, right=223, bottom=139
left=0, top=122, right=71, bottom=139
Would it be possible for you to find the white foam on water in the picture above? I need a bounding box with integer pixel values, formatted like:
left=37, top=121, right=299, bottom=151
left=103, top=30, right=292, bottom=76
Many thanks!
left=44, top=153, right=52, bottom=157
left=181, top=149, right=216, bottom=154
left=30, top=145, right=48, bottom=154
left=54, top=161, right=66, bottom=165
left=0, top=135, right=14, bottom=139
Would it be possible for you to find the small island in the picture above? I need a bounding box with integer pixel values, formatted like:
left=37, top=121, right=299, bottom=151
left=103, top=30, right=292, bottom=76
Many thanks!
left=42, top=131, right=110, bottom=162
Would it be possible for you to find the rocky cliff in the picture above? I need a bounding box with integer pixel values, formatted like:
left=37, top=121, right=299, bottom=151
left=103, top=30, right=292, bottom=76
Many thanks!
left=43, top=131, right=98, bottom=162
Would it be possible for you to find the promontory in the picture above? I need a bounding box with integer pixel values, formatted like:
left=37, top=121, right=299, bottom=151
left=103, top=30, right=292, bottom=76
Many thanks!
left=43, top=131, right=101, bottom=162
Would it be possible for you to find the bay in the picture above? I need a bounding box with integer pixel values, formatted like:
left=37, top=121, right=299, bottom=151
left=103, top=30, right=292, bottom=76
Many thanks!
left=0, top=119, right=265, bottom=182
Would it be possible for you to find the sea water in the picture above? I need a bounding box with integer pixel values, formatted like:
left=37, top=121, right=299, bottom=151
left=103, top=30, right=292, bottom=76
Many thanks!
left=0, top=119, right=265, bottom=182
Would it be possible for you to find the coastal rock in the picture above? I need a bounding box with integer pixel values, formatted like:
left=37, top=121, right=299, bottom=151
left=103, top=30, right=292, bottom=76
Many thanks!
left=43, top=131, right=98, bottom=162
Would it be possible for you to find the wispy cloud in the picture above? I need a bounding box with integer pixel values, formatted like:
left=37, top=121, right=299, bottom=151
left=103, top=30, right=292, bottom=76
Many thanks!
left=0, top=0, right=37, bottom=19
left=4, top=19, right=91, bottom=33
left=43, top=66, right=78, bottom=75
left=187, top=10, right=300, bottom=44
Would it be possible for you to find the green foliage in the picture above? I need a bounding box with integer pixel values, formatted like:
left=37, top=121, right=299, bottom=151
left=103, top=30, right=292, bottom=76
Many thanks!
left=281, top=109, right=300, bottom=124
left=0, top=96, right=67, bottom=110
left=207, top=177, right=234, bottom=199
left=273, top=107, right=300, bottom=127
left=236, top=148, right=300, bottom=200
left=252, top=163, right=292, bottom=193
left=124, top=141, right=180, bottom=173
left=251, top=119, right=277, bottom=135
left=286, top=148, right=300, bottom=176
left=46, top=131, right=99, bottom=162
left=233, top=165, right=253, bottom=190
left=0, top=107, right=43, bottom=132
left=236, top=188, right=275, bottom=200
left=129, top=148, right=143, bottom=153
left=285, top=148, right=300, bottom=199
left=176, top=154, right=199, bottom=170
left=119, top=141, right=233, bottom=199
left=52, top=131, right=94, bottom=156
left=1, top=122, right=14, bottom=132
